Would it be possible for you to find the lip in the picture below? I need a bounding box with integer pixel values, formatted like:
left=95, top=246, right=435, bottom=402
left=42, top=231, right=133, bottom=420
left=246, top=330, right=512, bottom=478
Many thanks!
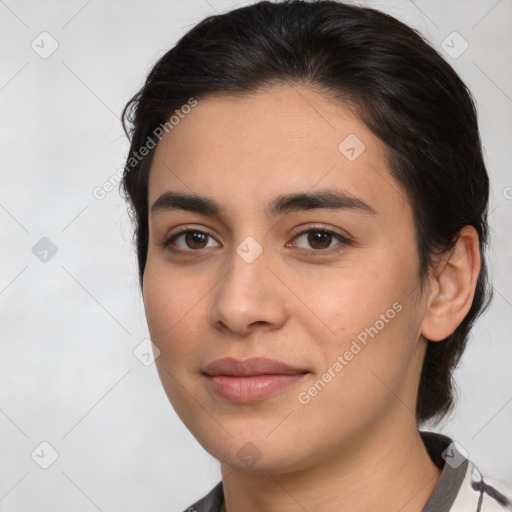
left=203, top=357, right=310, bottom=402
left=203, top=357, right=308, bottom=377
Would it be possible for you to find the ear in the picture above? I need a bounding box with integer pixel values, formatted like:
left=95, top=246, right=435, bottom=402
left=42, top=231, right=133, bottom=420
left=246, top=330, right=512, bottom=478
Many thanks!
left=420, top=226, right=481, bottom=342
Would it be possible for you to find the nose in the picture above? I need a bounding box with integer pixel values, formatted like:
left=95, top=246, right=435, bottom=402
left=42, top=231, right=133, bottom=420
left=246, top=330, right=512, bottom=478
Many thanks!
left=209, top=240, right=289, bottom=336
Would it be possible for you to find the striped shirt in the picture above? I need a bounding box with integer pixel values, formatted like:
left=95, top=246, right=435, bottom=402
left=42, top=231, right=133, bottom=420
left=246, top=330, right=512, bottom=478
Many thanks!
left=183, top=431, right=512, bottom=511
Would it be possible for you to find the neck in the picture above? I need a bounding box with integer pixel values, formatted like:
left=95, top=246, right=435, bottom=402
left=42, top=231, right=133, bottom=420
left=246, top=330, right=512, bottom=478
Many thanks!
left=220, top=413, right=442, bottom=512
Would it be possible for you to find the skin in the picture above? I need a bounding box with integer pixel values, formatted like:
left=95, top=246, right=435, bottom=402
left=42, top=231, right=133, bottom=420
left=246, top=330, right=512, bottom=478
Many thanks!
left=143, top=85, right=481, bottom=512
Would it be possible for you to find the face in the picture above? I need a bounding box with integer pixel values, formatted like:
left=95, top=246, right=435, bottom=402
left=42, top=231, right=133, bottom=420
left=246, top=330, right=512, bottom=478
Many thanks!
left=143, top=85, right=430, bottom=474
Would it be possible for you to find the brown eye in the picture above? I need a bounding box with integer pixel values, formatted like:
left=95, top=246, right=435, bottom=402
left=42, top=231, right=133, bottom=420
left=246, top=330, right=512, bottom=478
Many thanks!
left=184, top=232, right=209, bottom=249
left=291, top=227, right=350, bottom=253
left=307, top=230, right=333, bottom=250
left=164, top=230, right=219, bottom=251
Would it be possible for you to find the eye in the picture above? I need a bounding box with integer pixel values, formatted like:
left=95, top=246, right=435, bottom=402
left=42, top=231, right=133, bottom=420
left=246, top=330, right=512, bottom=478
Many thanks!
left=163, top=229, right=219, bottom=252
left=289, top=226, right=350, bottom=253
left=162, top=225, right=351, bottom=255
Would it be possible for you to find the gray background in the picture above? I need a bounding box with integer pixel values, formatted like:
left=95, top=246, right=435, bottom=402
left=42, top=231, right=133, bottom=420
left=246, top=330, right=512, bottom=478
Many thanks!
left=0, top=0, right=511, bottom=510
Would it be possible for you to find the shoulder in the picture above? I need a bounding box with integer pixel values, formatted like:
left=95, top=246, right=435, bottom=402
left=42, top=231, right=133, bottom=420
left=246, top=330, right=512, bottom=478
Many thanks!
left=420, top=430, right=512, bottom=511
left=451, top=460, right=512, bottom=511
left=181, top=481, right=224, bottom=512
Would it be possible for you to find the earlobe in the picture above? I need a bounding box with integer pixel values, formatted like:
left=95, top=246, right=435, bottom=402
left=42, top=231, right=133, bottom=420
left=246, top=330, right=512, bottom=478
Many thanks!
left=421, top=226, right=481, bottom=342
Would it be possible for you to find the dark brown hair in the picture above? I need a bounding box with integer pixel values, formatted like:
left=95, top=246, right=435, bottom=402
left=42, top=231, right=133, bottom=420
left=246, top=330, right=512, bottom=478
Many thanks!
left=121, top=0, right=492, bottom=425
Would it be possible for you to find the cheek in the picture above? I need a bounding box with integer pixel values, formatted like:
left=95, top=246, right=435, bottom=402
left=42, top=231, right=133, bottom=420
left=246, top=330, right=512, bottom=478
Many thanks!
left=296, top=257, right=420, bottom=389
left=294, top=261, right=408, bottom=343
left=142, top=263, right=207, bottom=418
left=143, top=262, right=204, bottom=366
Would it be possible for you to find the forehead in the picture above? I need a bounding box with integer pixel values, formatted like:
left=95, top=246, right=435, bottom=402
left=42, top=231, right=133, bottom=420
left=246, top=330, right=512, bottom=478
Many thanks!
left=147, top=85, right=411, bottom=221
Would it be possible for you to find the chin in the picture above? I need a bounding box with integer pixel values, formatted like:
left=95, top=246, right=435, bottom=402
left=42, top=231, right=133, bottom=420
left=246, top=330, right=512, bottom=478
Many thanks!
left=189, top=424, right=315, bottom=474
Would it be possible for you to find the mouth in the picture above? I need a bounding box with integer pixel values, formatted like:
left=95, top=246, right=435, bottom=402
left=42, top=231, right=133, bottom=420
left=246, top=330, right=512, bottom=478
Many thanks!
left=202, top=357, right=310, bottom=402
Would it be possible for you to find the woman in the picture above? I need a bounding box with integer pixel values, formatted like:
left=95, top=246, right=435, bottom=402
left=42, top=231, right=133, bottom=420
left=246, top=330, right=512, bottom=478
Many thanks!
left=120, top=1, right=512, bottom=510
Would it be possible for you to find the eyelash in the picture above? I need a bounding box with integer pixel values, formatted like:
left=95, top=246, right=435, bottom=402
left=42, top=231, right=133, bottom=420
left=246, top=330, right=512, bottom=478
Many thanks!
left=161, top=224, right=351, bottom=256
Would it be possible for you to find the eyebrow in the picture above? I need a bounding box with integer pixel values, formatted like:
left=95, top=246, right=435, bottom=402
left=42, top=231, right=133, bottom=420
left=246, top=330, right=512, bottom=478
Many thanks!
left=151, top=189, right=377, bottom=217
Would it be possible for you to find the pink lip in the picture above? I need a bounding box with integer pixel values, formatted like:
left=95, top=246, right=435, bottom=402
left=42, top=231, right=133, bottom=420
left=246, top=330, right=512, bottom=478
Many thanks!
left=203, top=357, right=309, bottom=402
